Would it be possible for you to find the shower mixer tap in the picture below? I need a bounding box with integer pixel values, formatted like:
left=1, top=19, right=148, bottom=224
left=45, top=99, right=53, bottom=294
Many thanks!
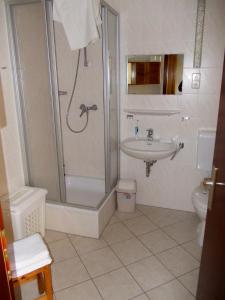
left=79, top=104, right=98, bottom=117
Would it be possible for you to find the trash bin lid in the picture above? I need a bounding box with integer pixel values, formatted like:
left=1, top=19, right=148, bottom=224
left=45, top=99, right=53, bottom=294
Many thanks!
left=116, top=179, right=136, bottom=193
left=0, top=186, right=47, bottom=212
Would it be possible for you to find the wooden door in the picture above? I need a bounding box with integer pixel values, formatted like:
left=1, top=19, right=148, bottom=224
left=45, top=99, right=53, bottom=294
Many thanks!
left=196, top=53, right=225, bottom=299
left=0, top=206, right=15, bottom=300
left=0, top=75, right=15, bottom=299
left=163, top=54, right=177, bottom=94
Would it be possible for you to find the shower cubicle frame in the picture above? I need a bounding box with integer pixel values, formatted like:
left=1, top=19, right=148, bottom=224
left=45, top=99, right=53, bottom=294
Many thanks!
left=5, top=0, right=120, bottom=210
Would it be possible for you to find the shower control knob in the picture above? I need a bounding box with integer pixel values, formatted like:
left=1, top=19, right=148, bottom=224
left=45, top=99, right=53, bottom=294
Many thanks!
left=89, top=105, right=97, bottom=110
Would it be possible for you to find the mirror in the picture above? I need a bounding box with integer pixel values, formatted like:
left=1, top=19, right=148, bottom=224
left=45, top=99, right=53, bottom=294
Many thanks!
left=127, top=54, right=184, bottom=95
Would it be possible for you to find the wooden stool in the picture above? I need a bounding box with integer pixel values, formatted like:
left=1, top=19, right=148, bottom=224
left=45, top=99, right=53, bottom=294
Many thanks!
left=8, top=233, right=53, bottom=300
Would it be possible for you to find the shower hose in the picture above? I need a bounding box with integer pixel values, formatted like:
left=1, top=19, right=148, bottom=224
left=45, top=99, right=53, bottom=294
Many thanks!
left=66, top=49, right=89, bottom=133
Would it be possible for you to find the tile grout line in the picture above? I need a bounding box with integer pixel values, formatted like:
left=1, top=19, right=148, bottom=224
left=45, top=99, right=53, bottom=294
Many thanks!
left=44, top=235, right=69, bottom=245
left=128, top=292, right=151, bottom=300
left=137, top=264, right=199, bottom=298
left=117, top=213, right=199, bottom=297
left=137, top=210, right=202, bottom=263
left=67, top=235, right=105, bottom=300
left=48, top=209, right=199, bottom=299
left=53, top=277, right=94, bottom=297
left=138, top=206, right=197, bottom=229
left=100, top=217, right=156, bottom=297
left=176, top=267, right=200, bottom=297
left=52, top=233, right=198, bottom=299
left=69, top=235, right=109, bottom=256
left=51, top=241, right=199, bottom=300
left=49, top=236, right=104, bottom=297
left=104, top=216, right=177, bottom=296
left=107, top=241, right=147, bottom=296
left=100, top=225, right=149, bottom=297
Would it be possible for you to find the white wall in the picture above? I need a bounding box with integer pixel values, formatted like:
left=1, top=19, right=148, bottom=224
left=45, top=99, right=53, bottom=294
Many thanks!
left=0, top=0, right=25, bottom=194
left=107, top=0, right=225, bottom=211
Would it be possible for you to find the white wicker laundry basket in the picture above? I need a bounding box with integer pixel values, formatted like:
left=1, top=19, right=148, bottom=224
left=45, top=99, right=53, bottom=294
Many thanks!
left=1, top=186, right=47, bottom=240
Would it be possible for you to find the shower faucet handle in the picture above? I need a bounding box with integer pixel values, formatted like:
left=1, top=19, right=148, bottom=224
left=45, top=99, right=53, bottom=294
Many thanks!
left=79, top=104, right=98, bottom=117
left=80, top=104, right=87, bottom=117
left=88, top=104, right=97, bottom=111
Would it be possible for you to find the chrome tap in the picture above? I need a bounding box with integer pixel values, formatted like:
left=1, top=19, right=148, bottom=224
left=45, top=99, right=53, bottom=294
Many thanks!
left=80, top=104, right=98, bottom=117
left=146, top=128, right=154, bottom=142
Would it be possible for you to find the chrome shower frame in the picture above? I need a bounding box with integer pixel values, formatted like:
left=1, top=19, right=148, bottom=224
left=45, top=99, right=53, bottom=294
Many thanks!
left=5, top=0, right=120, bottom=210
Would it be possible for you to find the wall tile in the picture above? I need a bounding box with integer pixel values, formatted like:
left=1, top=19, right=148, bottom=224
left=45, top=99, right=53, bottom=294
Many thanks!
left=114, top=0, right=224, bottom=211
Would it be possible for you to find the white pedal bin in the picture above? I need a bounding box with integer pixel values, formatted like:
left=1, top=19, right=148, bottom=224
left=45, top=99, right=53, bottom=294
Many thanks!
left=1, top=186, right=47, bottom=240
left=116, top=179, right=137, bottom=212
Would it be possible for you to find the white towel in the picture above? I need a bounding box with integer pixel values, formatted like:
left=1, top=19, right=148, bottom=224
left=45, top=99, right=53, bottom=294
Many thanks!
left=53, top=0, right=102, bottom=51
left=8, top=233, right=50, bottom=271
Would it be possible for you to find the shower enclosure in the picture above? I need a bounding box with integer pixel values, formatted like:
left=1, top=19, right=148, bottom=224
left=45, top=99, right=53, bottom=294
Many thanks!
left=6, top=0, right=119, bottom=213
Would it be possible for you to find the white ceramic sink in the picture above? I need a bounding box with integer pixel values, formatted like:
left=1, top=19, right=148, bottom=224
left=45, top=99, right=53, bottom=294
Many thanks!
left=120, top=137, right=177, bottom=161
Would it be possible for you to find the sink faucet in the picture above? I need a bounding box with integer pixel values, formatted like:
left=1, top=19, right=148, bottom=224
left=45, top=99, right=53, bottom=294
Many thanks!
left=146, top=128, right=154, bottom=141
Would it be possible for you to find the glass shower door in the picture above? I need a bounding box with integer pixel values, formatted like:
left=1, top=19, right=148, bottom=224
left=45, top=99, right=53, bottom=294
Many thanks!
left=7, top=1, right=65, bottom=202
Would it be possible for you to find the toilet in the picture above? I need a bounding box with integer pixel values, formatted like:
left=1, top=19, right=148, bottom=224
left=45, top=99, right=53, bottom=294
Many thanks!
left=192, top=129, right=216, bottom=247
left=192, top=185, right=209, bottom=246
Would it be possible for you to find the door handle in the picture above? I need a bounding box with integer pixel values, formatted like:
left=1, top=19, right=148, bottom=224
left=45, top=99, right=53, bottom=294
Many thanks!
left=203, top=178, right=225, bottom=187
left=203, top=167, right=225, bottom=211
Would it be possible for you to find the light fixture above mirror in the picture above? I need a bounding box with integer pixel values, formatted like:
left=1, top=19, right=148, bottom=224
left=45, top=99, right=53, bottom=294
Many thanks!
left=127, top=54, right=184, bottom=95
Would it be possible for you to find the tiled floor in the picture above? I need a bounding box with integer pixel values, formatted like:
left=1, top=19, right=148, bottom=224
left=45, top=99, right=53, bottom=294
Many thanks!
left=15, top=205, right=201, bottom=300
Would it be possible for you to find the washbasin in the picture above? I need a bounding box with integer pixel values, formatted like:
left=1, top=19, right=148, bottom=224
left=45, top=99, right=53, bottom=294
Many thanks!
left=120, top=137, right=178, bottom=161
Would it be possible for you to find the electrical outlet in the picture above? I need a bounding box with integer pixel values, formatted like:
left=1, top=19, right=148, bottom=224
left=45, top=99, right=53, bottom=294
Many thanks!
left=192, top=72, right=201, bottom=89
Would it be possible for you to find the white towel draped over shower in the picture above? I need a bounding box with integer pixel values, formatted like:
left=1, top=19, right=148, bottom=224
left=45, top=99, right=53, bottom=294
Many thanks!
left=53, top=0, right=102, bottom=51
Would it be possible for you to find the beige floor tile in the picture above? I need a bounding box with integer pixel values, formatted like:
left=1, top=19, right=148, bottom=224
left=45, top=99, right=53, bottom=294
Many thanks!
left=69, top=235, right=107, bottom=255
left=139, top=230, right=177, bottom=254
left=81, top=246, right=122, bottom=277
left=147, top=279, right=195, bottom=300
left=127, top=256, right=174, bottom=291
left=55, top=280, right=102, bottom=300
left=179, top=269, right=199, bottom=296
left=45, top=230, right=68, bottom=244
left=163, top=220, right=198, bottom=244
left=102, top=222, right=134, bottom=244
left=157, top=246, right=199, bottom=277
left=124, top=216, right=157, bottom=236
left=115, top=209, right=143, bottom=221
left=136, top=204, right=155, bottom=214
left=175, top=211, right=198, bottom=223
left=108, top=214, right=121, bottom=225
left=94, top=267, right=142, bottom=300
left=48, top=239, right=77, bottom=263
left=131, top=294, right=149, bottom=300
left=182, top=240, right=202, bottom=261
left=137, top=206, right=182, bottom=227
left=111, top=238, right=151, bottom=265
left=52, top=257, right=89, bottom=291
